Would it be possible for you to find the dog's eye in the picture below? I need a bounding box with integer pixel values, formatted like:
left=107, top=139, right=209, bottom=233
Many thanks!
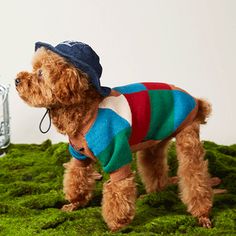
left=38, top=69, right=43, bottom=78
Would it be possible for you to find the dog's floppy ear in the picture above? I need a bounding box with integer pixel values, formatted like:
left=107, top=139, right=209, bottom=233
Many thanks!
left=53, top=66, right=89, bottom=105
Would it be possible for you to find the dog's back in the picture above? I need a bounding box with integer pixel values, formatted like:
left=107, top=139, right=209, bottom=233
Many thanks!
left=112, top=82, right=198, bottom=144
left=72, top=82, right=199, bottom=173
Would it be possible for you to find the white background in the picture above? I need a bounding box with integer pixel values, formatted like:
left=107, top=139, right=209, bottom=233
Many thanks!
left=0, top=0, right=235, bottom=145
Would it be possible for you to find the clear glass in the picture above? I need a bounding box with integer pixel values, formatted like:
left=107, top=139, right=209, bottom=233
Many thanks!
left=0, top=84, right=10, bottom=149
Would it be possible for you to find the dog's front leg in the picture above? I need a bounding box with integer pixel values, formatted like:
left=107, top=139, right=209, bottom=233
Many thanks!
left=102, top=166, right=137, bottom=232
left=62, top=158, right=96, bottom=211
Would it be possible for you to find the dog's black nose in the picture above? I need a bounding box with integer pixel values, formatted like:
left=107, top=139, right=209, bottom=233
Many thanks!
left=15, top=78, right=21, bottom=86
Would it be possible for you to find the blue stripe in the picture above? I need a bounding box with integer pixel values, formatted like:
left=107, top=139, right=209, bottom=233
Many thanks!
left=85, top=108, right=131, bottom=156
left=113, top=83, right=146, bottom=94
left=69, top=144, right=88, bottom=160
left=173, top=90, right=196, bottom=130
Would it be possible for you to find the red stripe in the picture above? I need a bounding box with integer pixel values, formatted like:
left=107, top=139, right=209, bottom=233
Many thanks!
left=124, top=91, right=151, bottom=145
left=142, top=82, right=171, bottom=90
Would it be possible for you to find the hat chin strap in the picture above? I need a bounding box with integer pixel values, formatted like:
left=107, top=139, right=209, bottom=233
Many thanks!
left=39, top=108, right=51, bottom=134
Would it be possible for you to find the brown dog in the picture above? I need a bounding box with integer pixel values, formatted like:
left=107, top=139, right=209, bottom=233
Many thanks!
left=16, top=41, right=217, bottom=231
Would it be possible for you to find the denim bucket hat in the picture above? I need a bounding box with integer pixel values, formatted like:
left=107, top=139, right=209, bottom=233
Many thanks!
left=35, top=41, right=111, bottom=96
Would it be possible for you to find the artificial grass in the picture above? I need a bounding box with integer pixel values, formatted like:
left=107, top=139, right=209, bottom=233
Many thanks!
left=0, top=140, right=235, bottom=235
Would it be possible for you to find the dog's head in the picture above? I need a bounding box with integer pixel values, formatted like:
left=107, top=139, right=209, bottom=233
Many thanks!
left=16, top=47, right=95, bottom=108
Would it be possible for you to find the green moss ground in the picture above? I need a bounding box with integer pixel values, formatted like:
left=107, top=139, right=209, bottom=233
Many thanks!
left=0, top=140, right=235, bottom=235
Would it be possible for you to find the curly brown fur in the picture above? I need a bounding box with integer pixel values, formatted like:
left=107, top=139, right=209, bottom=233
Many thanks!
left=102, top=174, right=137, bottom=232
left=195, top=98, right=212, bottom=124
left=175, top=120, right=213, bottom=228
left=62, top=158, right=96, bottom=211
left=137, top=139, right=171, bottom=193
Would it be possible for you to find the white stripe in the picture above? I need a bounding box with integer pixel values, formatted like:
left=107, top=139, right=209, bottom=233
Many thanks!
left=99, top=95, right=132, bottom=125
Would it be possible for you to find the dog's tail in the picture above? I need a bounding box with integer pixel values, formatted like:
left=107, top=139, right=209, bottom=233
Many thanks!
left=195, top=98, right=212, bottom=124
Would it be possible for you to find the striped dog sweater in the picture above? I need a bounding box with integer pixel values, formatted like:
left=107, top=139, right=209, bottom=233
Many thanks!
left=69, top=82, right=198, bottom=173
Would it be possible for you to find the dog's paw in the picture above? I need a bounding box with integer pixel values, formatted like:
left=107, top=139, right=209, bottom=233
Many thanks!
left=61, top=203, right=79, bottom=212
left=198, top=216, right=212, bottom=228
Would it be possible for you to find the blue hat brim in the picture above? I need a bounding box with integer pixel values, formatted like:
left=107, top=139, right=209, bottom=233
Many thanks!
left=35, top=42, right=110, bottom=96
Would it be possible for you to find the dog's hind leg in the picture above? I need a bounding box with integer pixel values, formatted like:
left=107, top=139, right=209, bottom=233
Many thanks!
left=175, top=121, right=213, bottom=228
left=61, top=158, right=96, bottom=211
left=137, top=139, right=171, bottom=193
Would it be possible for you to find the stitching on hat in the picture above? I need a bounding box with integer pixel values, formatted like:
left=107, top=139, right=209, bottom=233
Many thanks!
left=61, top=41, right=85, bottom=47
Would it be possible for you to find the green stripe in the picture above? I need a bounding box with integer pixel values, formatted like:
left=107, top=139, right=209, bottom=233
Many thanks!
left=97, top=128, right=132, bottom=173
left=145, top=90, right=174, bottom=140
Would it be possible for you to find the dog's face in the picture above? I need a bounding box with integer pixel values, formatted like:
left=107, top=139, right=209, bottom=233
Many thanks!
left=16, top=48, right=90, bottom=108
